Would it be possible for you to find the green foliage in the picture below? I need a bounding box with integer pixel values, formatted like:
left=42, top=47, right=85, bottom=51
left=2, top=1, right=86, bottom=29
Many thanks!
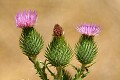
left=19, top=27, right=44, bottom=57
left=63, top=69, right=72, bottom=80
left=75, top=35, right=97, bottom=65
left=45, top=36, right=73, bottom=67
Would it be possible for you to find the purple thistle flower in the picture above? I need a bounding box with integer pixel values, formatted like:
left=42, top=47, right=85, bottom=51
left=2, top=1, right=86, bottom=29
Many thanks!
left=16, top=10, right=37, bottom=28
left=77, top=23, right=100, bottom=36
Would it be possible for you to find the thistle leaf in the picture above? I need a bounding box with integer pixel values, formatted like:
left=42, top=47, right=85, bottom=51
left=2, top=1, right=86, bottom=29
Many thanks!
left=63, top=69, right=72, bottom=80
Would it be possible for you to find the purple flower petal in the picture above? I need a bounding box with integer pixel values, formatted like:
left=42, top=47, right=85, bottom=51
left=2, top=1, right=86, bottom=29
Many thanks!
left=77, top=23, right=100, bottom=36
left=15, top=10, right=37, bottom=28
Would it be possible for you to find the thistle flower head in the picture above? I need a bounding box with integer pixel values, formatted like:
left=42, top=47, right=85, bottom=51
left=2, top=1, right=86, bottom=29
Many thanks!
left=53, top=24, right=64, bottom=36
left=77, top=23, right=100, bottom=36
left=16, top=10, right=37, bottom=28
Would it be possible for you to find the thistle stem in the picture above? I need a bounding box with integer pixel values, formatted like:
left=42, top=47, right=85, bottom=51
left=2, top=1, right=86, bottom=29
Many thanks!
left=28, top=56, right=48, bottom=80
left=54, top=66, right=63, bottom=80
left=74, top=64, right=86, bottom=80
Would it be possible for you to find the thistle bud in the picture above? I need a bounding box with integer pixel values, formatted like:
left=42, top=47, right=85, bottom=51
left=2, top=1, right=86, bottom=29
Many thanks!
left=45, top=24, right=72, bottom=67
left=53, top=24, right=64, bottom=36
left=19, top=27, right=44, bottom=57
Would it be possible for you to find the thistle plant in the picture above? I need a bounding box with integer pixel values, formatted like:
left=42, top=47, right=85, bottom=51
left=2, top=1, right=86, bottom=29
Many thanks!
left=74, top=23, right=100, bottom=80
left=15, top=10, right=100, bottom=80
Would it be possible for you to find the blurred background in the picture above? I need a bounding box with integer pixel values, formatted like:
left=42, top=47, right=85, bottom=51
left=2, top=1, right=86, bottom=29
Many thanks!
left=0, top=0, right=120, bottom=80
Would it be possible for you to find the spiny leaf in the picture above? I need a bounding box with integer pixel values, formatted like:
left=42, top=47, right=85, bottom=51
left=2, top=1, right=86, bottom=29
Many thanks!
left=63, top=69, right=72, bottom=80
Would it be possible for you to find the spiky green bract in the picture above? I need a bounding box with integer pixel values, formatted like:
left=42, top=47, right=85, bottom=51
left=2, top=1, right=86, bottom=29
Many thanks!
left=45, top=36, right=72, bottom=67
left=19, top=27, right=43, bottom=57
left=75, top=35, right=97, bottom=65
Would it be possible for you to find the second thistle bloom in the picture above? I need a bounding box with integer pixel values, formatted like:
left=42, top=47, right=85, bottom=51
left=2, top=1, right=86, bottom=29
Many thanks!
left=77, top=23, right=100, bottom=36
left=16, top=10, right=37, bottom=28
left=75, top=23, right=100, bottom=65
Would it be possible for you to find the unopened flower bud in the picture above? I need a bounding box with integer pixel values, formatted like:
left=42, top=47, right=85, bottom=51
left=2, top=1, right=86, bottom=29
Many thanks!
left=53, top=24, right=64, bottom=36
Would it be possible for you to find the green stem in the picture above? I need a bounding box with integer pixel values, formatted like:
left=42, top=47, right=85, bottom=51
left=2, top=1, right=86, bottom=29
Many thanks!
left=54, top=66, right=63, bottom=80
left=74, top=64, right=86, bottom=80
left=28, top=56, right=48, bottom=80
